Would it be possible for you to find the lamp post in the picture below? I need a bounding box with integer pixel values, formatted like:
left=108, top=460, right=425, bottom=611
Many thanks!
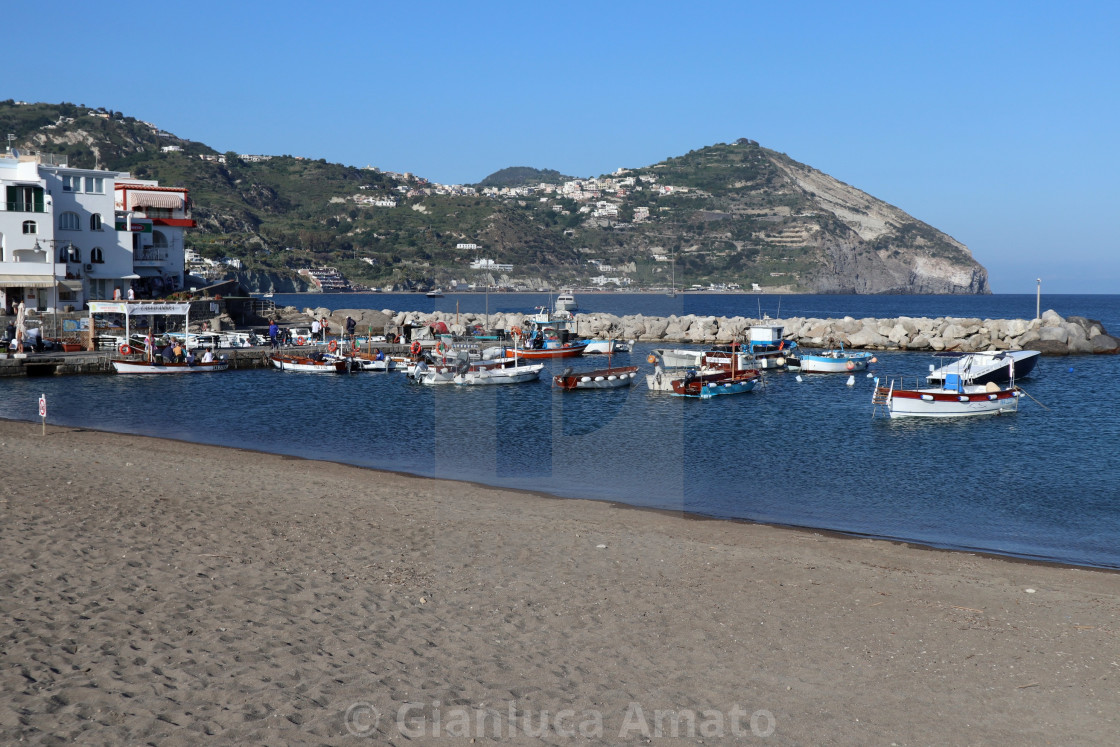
left=1036, top=278, right=1041, bottom=320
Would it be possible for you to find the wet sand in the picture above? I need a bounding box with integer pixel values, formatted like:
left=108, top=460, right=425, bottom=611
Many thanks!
left=1, top=418, right=1117, bottom=744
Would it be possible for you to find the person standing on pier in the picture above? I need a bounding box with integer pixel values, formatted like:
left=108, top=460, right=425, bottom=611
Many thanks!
left=269, top=320, right=279, bottom=349
left=311, top=318, right=321, bottom=343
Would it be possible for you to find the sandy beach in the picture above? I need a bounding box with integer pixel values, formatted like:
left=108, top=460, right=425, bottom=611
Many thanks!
left=1, top=418, right=1117, bottom=744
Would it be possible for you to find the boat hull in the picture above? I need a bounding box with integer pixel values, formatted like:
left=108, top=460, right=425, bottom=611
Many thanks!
left=456, top=364, right=544, bottom=385
left=672, top=375, right=758, bottom=399
left=876, top=385, right=1022, bottom=418
left=554, top=366, right=640, bottom=390
left=927, top=350, right=1039, bottom=385
left=505, top=344, right=586, bottom=359
left=112, top=360, right=229, bottom=374
left=270, top=355, right=348, bottom=373
left=798, top=352, right=873, bottom=373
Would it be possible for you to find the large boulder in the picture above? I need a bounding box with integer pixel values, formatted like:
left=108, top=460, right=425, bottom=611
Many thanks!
left=1090, top=334, right=1120, bottom=354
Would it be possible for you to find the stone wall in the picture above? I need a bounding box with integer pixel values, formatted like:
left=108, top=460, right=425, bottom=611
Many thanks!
left=376, top=308, right=1119, bottom=356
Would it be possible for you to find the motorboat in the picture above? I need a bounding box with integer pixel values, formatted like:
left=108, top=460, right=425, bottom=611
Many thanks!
left=873, top=373, right=1022, bottom=419
left=409, top=354, right=542, bottom=385
left=582, top=338, right=633, bottom=355
left=426, top=288, right=444, bottom=298
left=926, top=350, right=1039, bottom=386
left=554, top=365, right=640, bottom=390
left=554, top=290, right=578, bottom=314
left=671, top=367, right=760, bottom=399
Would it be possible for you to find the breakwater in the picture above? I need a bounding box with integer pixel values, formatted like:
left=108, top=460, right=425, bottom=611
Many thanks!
left=380, top=307, right=1119, bottom=355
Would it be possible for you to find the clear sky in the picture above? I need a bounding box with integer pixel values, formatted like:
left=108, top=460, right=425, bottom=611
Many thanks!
left=11, top=1, right=1118, bottom=293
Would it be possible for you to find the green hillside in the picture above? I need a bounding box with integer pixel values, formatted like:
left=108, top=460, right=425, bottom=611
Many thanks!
left=1, top=102, right=988, bottom=294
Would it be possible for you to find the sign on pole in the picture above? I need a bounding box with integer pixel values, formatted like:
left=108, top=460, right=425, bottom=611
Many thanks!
left=39, top=393, right=46, bottom=435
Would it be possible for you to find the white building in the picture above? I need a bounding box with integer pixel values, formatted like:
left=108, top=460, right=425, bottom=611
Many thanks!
left=0, top=150, right=194, bottom=314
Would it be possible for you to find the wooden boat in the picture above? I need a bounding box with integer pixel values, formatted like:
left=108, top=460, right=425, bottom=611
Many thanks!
left=582, top=338, right=633, bottom=354
left=112, top=358, right=229, bottom=374
left=795, top=345, right=875, bottom=373
left=873, top=373, right=1022, bottom=419
left=671, top=368, right=759, bottom=398
left=269, top=353, right=349, bottom=373
left=926, top=350, right=1039, bottom=386
left=554, top=365, right=640, bottom=390
left=505, top=342, right=587, bottom=359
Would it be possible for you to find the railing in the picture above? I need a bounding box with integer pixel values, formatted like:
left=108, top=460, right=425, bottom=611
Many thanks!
left=134, top=249, right=170, bottom=263
left=2, top=201, right=47, bottom=213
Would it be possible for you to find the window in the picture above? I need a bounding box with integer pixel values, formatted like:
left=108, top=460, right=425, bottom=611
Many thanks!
left=152, top=230, right=169, bottom=249
left=58, top=246, right=69, bottom=262
left=90, top=213, right=102, bottom=231
left=85, top=177, right=104, bottom=194
left=62, top=175, right=80, bottom=192
left=59, top=211, right=81, bottom=231
left=22, top=220, right=36, bottom=234
left=91, top=247, right=104, bottom=263
left=69, top=246, right=81, bottom=263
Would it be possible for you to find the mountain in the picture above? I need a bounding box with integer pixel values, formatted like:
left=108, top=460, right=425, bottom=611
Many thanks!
left=1, top=101, right=988, bottom=294
left=477, top=167, right=576, bottom=188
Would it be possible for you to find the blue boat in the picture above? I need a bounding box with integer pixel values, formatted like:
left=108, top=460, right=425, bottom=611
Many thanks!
left=793, top=343, right=875, bottom=373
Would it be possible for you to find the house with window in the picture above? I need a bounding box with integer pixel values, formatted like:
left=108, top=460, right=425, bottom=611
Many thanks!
left=115, top=179, right=195, bottom=298
left=0, top=152, right=63, bottom=313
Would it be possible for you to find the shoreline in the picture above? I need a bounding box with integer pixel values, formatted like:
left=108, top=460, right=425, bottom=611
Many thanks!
left=4, top=415, right=1114, bottom=573
left=3, top=418, right=1119, bottom=743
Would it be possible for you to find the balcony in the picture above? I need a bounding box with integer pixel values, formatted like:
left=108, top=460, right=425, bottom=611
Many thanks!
left=2, top=201, right=48, bottom=213
left=134, top=248, right=171, bottom=267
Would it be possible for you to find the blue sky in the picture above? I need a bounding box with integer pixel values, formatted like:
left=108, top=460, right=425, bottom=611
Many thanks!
left=12, top=2, right=1118, bottom=292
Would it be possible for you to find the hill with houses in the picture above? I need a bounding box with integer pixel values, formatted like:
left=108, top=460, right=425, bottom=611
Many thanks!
left=0, top=100, right=988, bottom=294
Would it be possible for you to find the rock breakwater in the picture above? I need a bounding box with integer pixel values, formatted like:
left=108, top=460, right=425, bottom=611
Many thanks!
left=284, top=306, right=1119, bottom=356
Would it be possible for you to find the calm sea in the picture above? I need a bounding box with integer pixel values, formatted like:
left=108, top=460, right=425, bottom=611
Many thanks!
left=5, top=294, right=1119, bottom=569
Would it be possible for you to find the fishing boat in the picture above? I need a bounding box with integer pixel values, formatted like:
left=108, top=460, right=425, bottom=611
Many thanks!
left=872, top=373, right=1022, bottom=418
left=508, top=308, right=587, bottom=359
left=269, top=353, right=350, bottom=373
left=671, top=367, right=759, bottom=399
left=112, top=358, right=229, bottom=374
left=794, top=344, right=875, bottom=373
left=926, top=350, right=1039, bottom=386
left=554, top=364, right=640, bottom=390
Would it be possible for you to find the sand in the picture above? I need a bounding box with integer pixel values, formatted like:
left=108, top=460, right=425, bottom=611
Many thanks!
left=1, top=419, right=1117, bottom=745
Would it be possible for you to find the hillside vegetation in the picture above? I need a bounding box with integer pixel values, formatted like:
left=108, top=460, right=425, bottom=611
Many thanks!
left=2, top=101, right=988, bottom=294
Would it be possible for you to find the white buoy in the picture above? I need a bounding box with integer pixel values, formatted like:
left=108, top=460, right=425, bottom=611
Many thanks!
left=795, top=375, right=803, bottom=382
left=846, top=375, right=855, bottom=386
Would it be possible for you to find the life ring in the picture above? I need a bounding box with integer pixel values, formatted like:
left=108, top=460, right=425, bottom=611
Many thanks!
left=296, top=336, right=306, bottom=346
left=510, top=326, right=522, bottom=338
left=409, top=341, right=422, bottom=356
left=436, top=341, right=448, bottom=356
left=647, top=354, right=658, bottom=364
left=846, top=360, right=855, bottom=370
left=118, top=343, right=131, bottom=355
left=328, top=339, right=338, bottom=353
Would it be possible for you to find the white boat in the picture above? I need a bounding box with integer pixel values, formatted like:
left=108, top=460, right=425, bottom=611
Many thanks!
left=873, top=374, right=1022, bottom=419
left=409, top=355, right=542, bottom=385
left=554, top=290, right=578, bottom=314
left=426, top=288, right=444, bottom=298
left=269, top=353, right=349, bottom=373
left=651, top=347, right=703, bottom=368
left=927, top=350, right=1039, bottom=386
left=795, top=346, right=875, bottom=373
left=455, top=362, right=544, bottom=385
left=582, top=338, right=633, bottom=354
left=112, top=358, right=229, bottom=374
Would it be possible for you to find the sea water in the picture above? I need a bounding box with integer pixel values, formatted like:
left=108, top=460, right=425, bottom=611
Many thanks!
left=4, top=295, right=1118, bottom=569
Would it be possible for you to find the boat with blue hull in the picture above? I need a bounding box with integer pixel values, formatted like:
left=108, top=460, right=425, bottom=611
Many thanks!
left=926, top=350, right=1039, bottom=386
left=793, top=344, right=875, bottom=373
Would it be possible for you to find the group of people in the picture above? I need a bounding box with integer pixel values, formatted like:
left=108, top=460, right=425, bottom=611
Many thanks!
left=150, top=336, right=215, bottom=365
left=267, top=316, right=358, bottom=349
